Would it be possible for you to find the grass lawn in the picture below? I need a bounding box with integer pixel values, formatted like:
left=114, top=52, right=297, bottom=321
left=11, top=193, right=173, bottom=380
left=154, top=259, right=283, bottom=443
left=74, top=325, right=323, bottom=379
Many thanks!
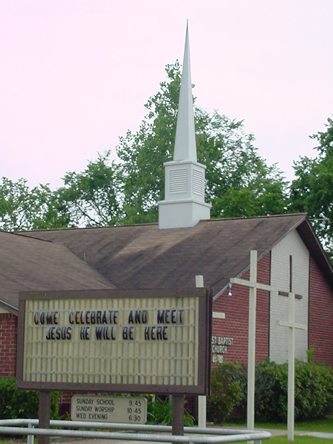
left=269, top=437, right=333, bottom=444
left=294, top=418, right=333, bottom=433
left=219, top=418, right=333, bottom=443
left=226, top=417, right=333, bottom=433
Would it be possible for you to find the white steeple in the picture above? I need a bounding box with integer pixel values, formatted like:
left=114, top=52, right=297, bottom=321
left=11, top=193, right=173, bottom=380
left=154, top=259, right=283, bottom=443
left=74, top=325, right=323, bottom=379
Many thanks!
left=173, top=23, right=197, bottom=162
left=158, top=23, right=211, bottom=229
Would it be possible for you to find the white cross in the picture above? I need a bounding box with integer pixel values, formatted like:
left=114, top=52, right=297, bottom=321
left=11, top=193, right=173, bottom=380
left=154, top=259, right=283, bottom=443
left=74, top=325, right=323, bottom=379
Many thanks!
left=230, top=250, right=274, bottom=432
left=278, top=256, right=307, bottom=441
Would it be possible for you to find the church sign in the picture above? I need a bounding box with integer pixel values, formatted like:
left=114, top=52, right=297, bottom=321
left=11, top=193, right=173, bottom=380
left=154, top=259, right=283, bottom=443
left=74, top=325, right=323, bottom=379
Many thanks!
left=16, top=288, right=211, bottom=395
left=211, top=336, right=233, bottom=364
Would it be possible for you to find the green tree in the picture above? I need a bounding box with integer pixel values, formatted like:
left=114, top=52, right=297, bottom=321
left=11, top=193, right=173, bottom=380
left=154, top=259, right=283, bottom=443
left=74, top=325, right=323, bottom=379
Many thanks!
left=116, top=62, right=287, bottom=223
left=116, top=63, right=180, bottom=224
left=2, top=62, right=288, bottom=231
left=0, top=177, right=68, bottom=231
left=290, top=117, right=333, bottom=259
left=195, top=109, right=287, bottom=218
left=58, top=152, right=124, bottom=227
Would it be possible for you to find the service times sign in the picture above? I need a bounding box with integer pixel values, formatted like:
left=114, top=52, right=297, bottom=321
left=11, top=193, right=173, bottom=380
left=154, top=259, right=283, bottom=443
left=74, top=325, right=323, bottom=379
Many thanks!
left=71, top=395, right=147, bottom=423
left=17, top=288, right=211, bottom=395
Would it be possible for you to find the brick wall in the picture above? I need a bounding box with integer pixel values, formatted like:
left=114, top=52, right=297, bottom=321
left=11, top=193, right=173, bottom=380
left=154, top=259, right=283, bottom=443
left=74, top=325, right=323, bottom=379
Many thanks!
left=0, top=313, right=17, bottom=376
left=212, top=253, right=270, bottom=365
left=309, top=256, right=333, bottom=367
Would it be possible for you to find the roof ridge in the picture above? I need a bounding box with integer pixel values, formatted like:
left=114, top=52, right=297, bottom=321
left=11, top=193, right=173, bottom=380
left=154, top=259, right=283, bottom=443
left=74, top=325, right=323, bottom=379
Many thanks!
left=16, top=213, right=308, bottom=235
left=17, top=222, right=159, bottom=234
left=200, top=213, right=308, bottom=223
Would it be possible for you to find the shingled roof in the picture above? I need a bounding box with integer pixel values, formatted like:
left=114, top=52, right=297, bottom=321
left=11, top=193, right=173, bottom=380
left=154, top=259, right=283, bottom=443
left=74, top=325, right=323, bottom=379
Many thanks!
left=0, top=231, right=112, bottom=312
left=19, top=213, right=332, bottom=300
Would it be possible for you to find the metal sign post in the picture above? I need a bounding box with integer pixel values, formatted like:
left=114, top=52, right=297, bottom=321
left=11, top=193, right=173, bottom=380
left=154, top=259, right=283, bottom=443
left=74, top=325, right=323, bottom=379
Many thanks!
left=38, top=391, right=50, bottom=444
left=172, top=395, right=185, bottom=435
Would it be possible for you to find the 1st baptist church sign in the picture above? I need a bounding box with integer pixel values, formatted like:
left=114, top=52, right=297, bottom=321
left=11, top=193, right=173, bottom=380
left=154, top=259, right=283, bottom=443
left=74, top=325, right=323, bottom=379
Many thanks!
left=16, top=288, right=211, bottom=395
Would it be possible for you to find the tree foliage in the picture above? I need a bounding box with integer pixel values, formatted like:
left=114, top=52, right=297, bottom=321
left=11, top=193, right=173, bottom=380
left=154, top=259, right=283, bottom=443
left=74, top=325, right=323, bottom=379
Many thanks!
left=0, top=177, right=68, bottom=231
left=195, top=110, right=287, bottom=218
left=290, top=117, right=333, bottom=258
left=116, top=63, right=180, bottom=223
left=58, top=152, right=124, bottom=227
left=117, top=62, right=287, bottom=223
left=1, top=61, right=332, bottom=261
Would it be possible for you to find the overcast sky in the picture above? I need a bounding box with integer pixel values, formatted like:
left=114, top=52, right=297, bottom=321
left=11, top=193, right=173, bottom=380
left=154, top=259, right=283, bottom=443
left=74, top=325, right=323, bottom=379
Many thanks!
left=1, top=0, right=332, bottom=189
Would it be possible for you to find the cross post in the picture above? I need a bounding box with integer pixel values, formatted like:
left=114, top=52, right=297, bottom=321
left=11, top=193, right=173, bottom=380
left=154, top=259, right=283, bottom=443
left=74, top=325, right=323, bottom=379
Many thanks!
left=230, top=250, right=274, bottom=433
left=278, top=256, right=307, bottom=441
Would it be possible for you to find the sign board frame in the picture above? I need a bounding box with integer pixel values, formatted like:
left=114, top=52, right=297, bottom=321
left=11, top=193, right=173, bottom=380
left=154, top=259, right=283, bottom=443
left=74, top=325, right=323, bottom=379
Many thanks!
left=16, top=288, right=211, bottom=395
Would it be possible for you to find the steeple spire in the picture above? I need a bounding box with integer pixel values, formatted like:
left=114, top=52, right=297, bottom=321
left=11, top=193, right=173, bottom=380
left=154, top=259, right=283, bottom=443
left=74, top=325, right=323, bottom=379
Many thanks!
left=158, top=23, right=211, bottom=229
left=174, top=22, right=197, bottom=162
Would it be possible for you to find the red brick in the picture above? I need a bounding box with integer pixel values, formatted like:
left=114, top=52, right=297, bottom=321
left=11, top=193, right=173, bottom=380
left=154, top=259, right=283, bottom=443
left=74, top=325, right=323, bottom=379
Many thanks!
left=0, top=313, right=17, bottom=376
left=309, top=256, right=333, bottom=367
left=212, top=253, right=270, bottom=366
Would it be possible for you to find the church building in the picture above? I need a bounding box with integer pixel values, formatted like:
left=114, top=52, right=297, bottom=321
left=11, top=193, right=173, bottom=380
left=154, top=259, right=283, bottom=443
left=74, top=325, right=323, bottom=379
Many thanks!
left=1, top=27, right=333, bottom=391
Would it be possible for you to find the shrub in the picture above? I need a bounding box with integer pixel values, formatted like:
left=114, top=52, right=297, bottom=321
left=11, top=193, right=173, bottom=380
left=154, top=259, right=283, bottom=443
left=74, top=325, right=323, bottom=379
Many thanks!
left=207, top=359, right=333, bottom=424
left=147, top=396, right=194, bottom=426
left=0, top=377, right=59, bottom=419
left=207, top=362, right=247, bottom=423
left=255, top=360, right=288, bottom=422
left=255, top=360, right=333, bottom=422
left=294, top=360, right=333, bottom=420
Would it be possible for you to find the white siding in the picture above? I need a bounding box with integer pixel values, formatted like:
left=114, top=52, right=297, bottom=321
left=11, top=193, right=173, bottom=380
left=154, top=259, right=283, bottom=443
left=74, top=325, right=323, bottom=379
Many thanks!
left=0, top=306, right=10, bottom=314
left=270, top=230, right=309, bottom=363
